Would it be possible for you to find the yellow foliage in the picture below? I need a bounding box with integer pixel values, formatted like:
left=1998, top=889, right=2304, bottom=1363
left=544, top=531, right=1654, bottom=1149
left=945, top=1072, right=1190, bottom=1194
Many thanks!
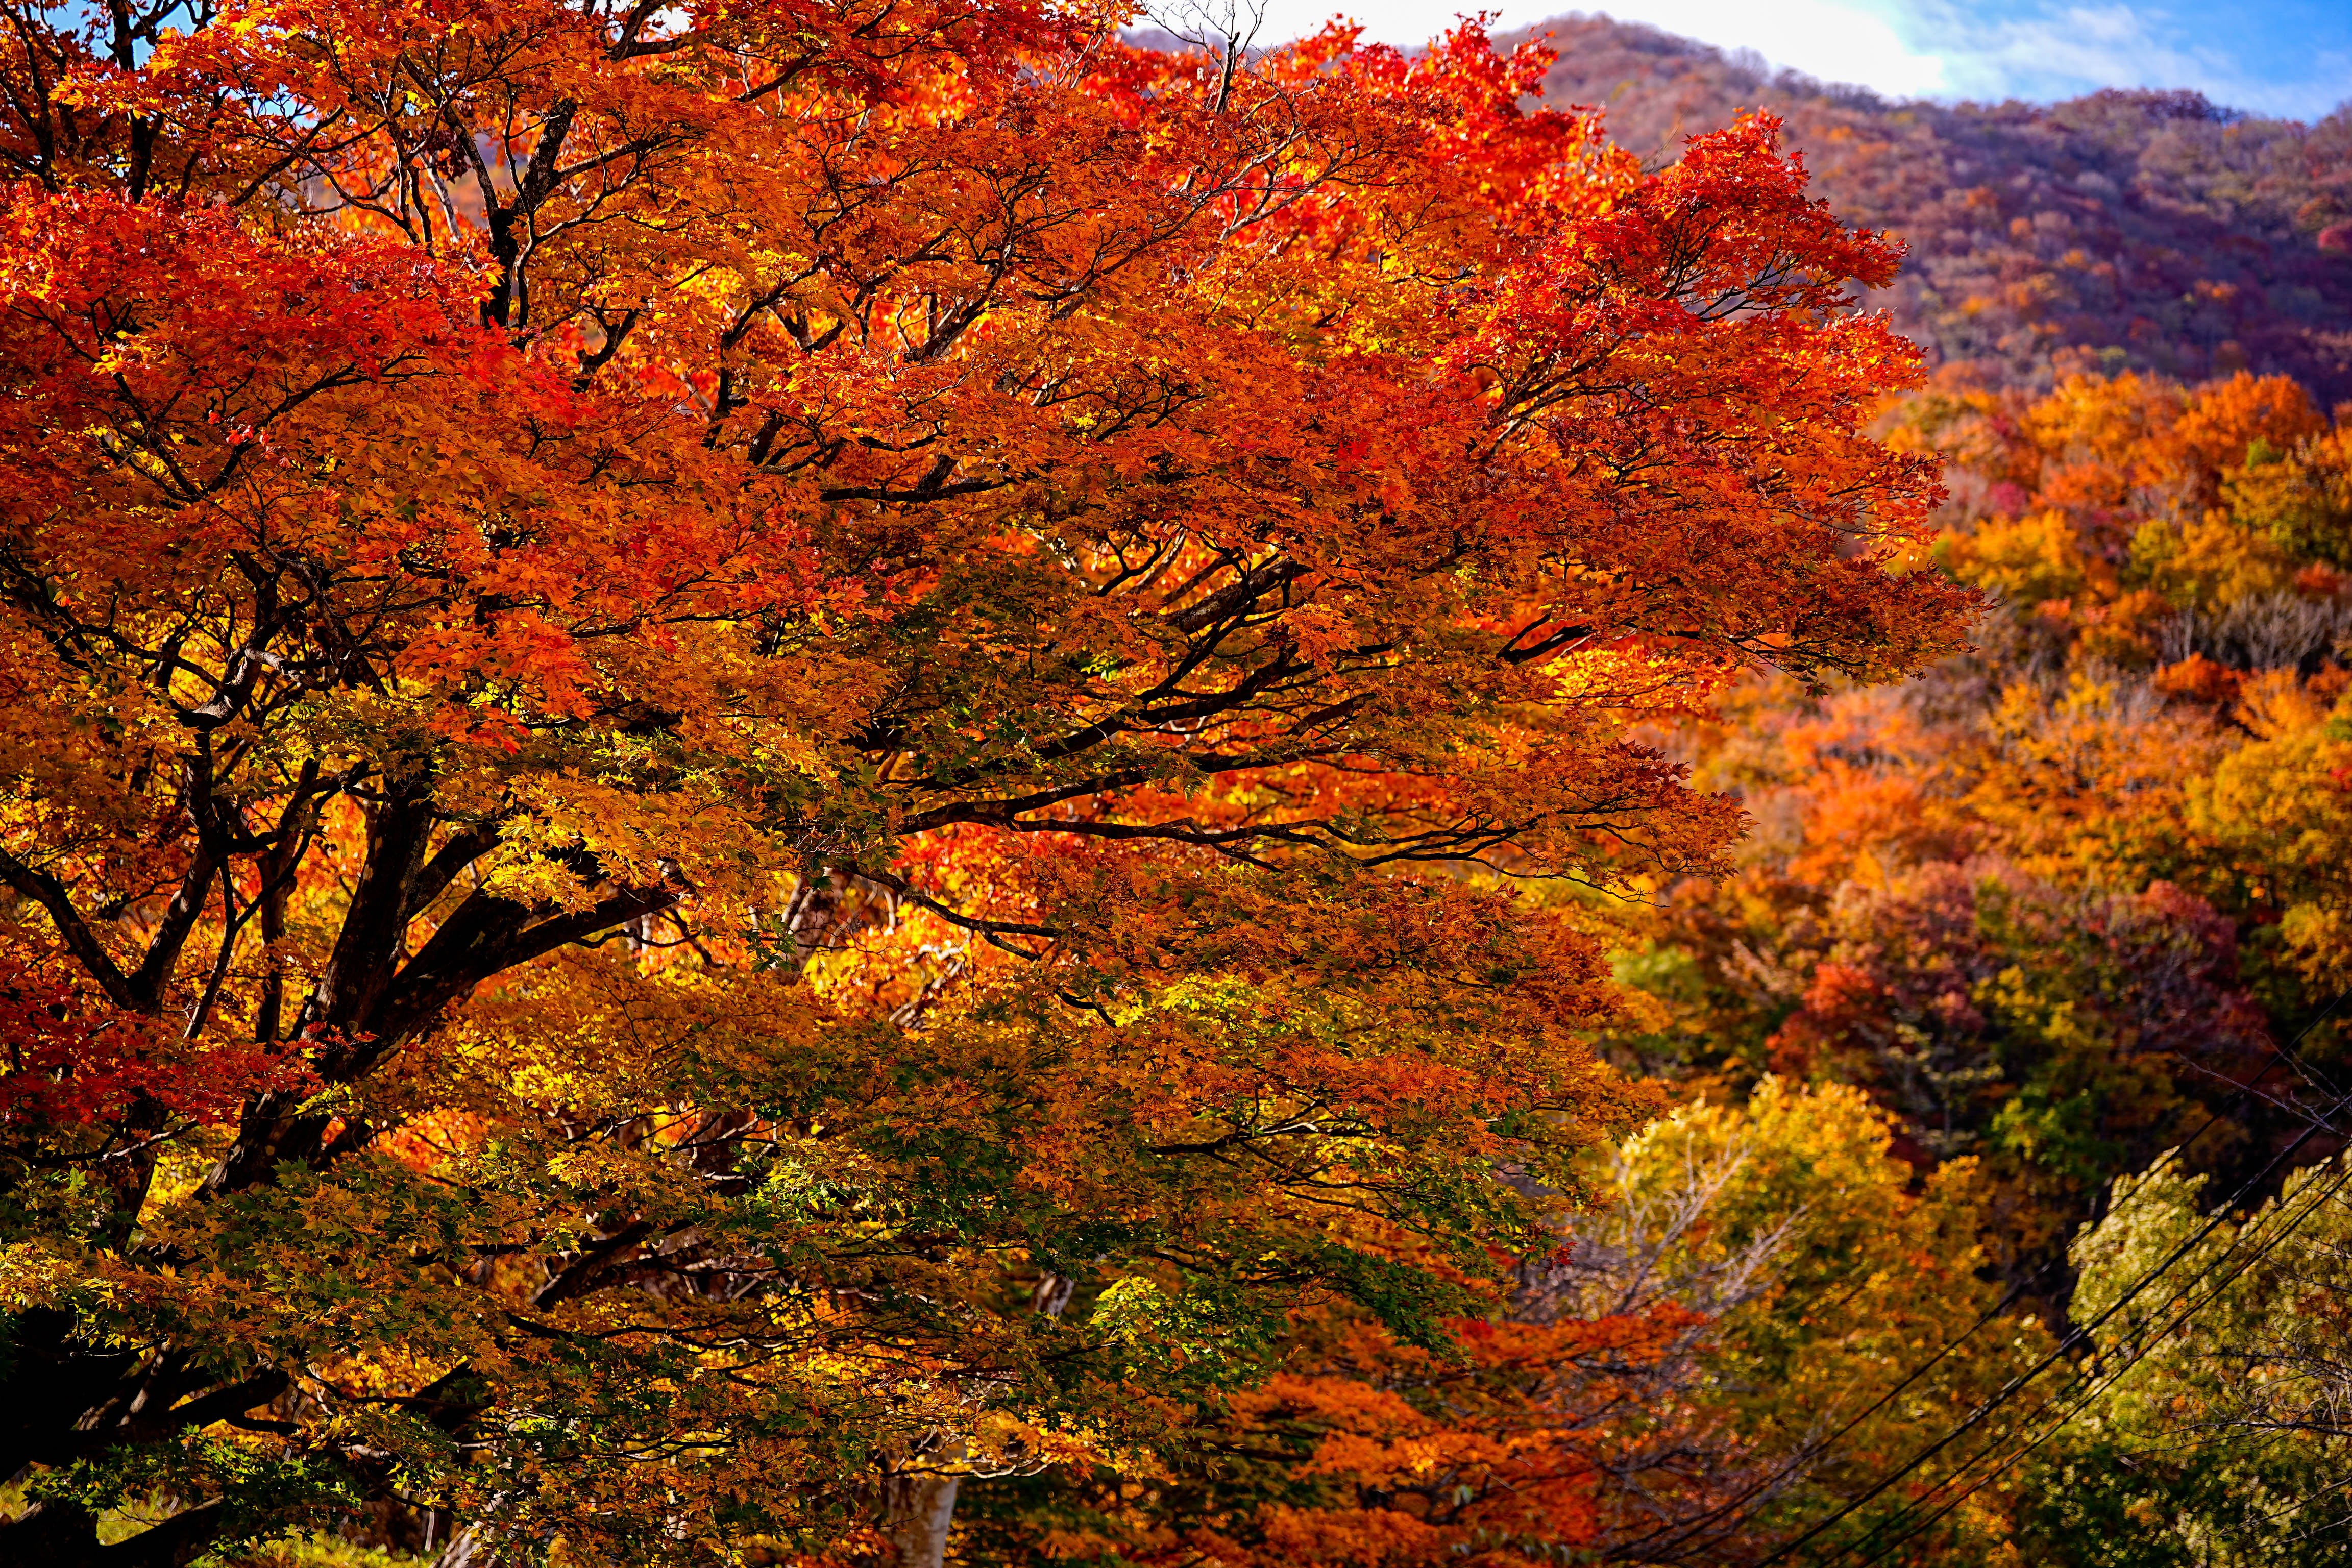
left=2128, top=508, right=2300, bottom=609
left=2191, top=687, right=2352, bottom=987
left=1939, top=508, right=2091, bottom=606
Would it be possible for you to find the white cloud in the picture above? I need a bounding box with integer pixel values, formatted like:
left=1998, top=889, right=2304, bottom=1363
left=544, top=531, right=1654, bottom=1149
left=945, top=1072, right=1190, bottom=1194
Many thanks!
left=1540, top=1, right=1947, bottom=94
left=1904, top=2, right=2350, bottom=118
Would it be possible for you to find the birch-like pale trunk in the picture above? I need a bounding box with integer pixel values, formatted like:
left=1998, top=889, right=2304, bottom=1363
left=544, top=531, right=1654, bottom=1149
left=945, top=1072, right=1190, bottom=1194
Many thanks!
left=884, top=1441, right=965, bottom=1568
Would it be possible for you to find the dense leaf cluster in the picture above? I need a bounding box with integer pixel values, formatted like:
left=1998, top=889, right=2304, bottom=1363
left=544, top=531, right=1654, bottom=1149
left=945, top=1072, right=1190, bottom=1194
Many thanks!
left=0, top=3, right=1968, bottom=1564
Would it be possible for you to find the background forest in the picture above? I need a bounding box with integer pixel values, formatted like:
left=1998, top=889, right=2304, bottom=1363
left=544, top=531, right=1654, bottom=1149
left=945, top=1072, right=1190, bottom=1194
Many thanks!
left=1, top=2, right=2348, bottom=1566
left=1481, top=16, right=2352, bottom=1565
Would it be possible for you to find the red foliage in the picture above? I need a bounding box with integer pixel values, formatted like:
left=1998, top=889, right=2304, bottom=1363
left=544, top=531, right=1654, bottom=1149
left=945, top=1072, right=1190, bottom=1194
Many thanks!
left=0, top=955, right=310, bottom=1129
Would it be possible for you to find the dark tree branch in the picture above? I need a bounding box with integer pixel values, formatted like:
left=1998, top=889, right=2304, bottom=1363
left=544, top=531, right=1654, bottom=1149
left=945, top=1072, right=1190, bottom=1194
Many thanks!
left=0, top=846, right=143, bottom=1012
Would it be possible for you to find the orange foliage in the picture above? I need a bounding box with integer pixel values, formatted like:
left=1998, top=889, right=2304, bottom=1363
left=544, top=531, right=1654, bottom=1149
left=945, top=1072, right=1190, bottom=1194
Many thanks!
left=1616, top=368, right=2352, bottom=1304
left=0, top=3, right=1969, bottom=1562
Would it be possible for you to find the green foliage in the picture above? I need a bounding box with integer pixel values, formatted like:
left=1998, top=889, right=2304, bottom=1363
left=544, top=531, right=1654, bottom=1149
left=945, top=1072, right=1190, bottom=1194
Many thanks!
left=2226, top=432, right=2352, bottom=567
left=2017, top=1158, right=2352, bottom=1565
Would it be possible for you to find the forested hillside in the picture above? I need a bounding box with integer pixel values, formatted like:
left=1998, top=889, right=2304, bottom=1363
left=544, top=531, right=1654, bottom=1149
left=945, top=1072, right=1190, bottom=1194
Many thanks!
left=1482, top=17, right=2352, bottom=1562
left=1509, top=14, right=2352, bottom=401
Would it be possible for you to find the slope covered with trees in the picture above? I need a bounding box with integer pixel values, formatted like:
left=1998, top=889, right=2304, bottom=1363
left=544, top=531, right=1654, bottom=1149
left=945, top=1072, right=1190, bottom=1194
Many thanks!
left=1600, top=371, right=2352, bottom=1567
left=1508, top=14, right=2352, bottom=402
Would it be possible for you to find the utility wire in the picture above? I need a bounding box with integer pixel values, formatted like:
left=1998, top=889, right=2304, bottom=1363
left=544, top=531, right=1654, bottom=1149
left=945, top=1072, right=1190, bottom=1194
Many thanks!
left=1834, top=1149, right=2352, bottom=1568
left=1793, top=1108, right=2352, bottom=1567
left=1824, top=1032, right=2352, bottom=1563
left=1607, top=1253, right=2069, bottom=1562
left=1746, top=990, right=2350, bottom=1568
left=1796, top=1002, right=2352, bottom=1565
left=1627, top=993, right=2341, bottom=1563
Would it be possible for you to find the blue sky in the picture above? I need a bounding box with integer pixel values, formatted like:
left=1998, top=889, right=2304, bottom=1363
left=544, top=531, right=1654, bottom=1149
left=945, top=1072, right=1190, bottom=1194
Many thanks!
left=1198, top=0, right=2351, bottom=120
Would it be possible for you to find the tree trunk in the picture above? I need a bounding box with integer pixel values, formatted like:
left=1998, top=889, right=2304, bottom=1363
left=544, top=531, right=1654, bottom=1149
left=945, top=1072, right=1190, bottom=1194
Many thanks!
left=432, top=1521, right=494, bottom=1568
left=883, top=1439, right=965, bottom=1568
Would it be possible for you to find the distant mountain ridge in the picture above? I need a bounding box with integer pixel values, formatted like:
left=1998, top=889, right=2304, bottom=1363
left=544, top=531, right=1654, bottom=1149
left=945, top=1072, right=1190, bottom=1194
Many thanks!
left=1500, top=14, right=2352, bottom=401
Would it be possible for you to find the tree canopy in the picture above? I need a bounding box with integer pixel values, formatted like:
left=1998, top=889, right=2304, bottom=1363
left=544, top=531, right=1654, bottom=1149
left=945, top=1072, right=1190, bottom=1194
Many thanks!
left=0, top=1, right=1973, bottom=1562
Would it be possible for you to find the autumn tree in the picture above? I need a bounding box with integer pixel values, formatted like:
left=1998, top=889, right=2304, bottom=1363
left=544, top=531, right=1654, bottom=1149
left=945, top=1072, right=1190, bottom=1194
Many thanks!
left=0, top=1, right=1966, bottom=1561
left=954, top=1080, right=2049, bottom=1567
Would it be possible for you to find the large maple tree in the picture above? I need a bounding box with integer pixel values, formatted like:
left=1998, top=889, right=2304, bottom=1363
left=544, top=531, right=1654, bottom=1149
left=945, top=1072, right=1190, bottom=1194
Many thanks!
left=0, top=1, right=1966, bottom=1561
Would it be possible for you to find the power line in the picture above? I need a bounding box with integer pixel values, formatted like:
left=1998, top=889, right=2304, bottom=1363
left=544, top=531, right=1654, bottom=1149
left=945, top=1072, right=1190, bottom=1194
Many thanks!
left=1795, top=1104, right=2352, bottom=1566
left=1834, top=1149, right=2352, bottom=1568
left=1605, top=1253, right=2069, bottom=1563
left=1626, top=991, right=2342, bottom=1563
left=1801, top=997, right=2352, bottom=1565
left=1746, top=990, right=2350, bottom=1568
